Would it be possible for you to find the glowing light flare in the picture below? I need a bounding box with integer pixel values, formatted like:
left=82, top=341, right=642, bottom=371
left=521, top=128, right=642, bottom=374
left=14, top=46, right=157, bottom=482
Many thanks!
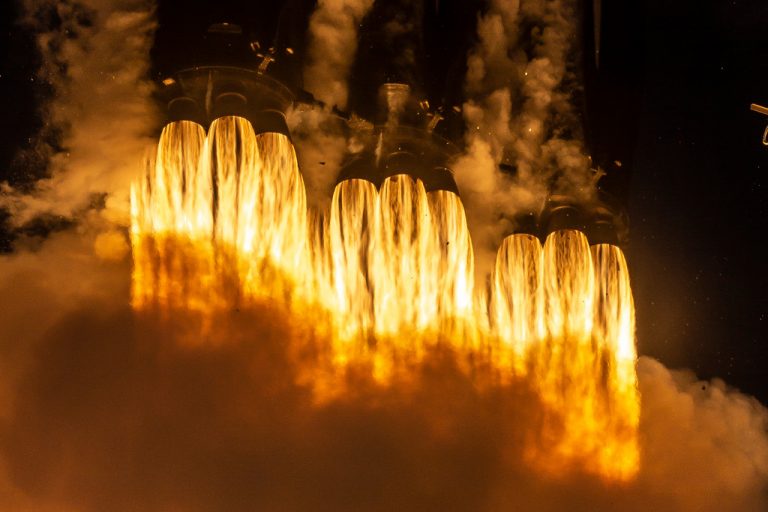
left=130, top=121, right=219, bottom=316
left=327, top=179, right=377, bottom=341
left=590, top=243, right=641, bottom=480
left=316, top=177, right=478, bottom=375
left=131, top=120, right=211, bottom=238
left=489, top=231, right=640, bottom=480
left=131, top=118, right=311, bottom=311
left=427, top=190, right=477, bottom=336
left=491, top=233, right=544, bottom=371
left=372, top=174, right=439, bottom=338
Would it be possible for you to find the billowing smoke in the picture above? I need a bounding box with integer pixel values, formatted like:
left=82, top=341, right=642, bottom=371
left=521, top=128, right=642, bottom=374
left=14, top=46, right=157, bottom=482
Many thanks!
left=1, top=0, right=157, bottom=226
left=287, top=104, right=349, bottom=210
left=454, top=0, right=595, bottom=276
left=0, top=233, right=766, bottom=512
left=304, top=0, right=375, bottom=109
left=291, top=0, right=374, bottom=210
left=637, top=358, right=768, bottom=511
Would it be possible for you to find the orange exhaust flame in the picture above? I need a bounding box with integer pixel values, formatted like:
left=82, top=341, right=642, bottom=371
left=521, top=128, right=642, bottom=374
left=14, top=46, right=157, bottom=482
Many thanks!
left=131, top=118, right=640, bottom=481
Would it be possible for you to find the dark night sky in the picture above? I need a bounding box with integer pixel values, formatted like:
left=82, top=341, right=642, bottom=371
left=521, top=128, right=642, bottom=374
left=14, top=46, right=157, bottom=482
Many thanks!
left=628, top=1, right=768, bottom=402
left=0, top=0, right=766, bottom=402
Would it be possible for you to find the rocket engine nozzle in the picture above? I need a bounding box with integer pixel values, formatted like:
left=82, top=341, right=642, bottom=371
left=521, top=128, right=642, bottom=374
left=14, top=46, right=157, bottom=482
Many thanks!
left=157, top=24, right=294, bottom=138
left=335, top=82, right=461, bottom=196
left=160, top=66, right=293, bottom=137
left=539, top=193, right=628, bottom=246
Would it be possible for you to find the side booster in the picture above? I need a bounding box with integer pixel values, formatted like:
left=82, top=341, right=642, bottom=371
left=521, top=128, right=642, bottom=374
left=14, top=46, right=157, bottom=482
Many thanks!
left=157, top=23, right=293, bottom=137
left=335, top=83, right=461, bottom=196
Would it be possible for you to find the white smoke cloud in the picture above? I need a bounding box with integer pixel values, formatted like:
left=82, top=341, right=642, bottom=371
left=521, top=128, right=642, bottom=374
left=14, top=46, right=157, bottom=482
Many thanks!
left=2, top=0, right=158, bottom=227
left=455, top=0, right=595, bottom=277
left=287, top=104, right=349, bottom=210
left=636, top=357, right=768, bottom=511
left=293, top=0, right=375, bottom=211
left=303, top=0, right=375, bottom=110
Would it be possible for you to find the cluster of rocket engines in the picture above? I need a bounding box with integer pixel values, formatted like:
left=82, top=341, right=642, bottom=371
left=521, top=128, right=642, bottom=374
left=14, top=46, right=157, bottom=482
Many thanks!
left=157, top=22, right=627, bottom=247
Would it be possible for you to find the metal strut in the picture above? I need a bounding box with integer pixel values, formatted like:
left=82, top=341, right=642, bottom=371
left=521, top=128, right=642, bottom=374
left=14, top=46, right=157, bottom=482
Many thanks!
left=750, top=104, right=768, bottom=146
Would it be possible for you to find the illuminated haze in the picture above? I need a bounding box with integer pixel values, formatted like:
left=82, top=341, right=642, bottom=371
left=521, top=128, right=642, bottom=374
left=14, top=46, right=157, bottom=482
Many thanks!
left=2, top=0, right=158, bottom=226
left=454, top=0, right=596, bottom=277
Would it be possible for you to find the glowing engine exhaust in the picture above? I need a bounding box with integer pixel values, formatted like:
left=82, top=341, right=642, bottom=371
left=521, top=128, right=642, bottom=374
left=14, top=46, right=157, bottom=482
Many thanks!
left=130, top=20, right=640, bottom=483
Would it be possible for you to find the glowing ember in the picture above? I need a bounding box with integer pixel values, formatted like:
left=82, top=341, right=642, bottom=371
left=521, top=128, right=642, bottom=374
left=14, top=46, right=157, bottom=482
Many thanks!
left=131, top=117, right=640, bottom=481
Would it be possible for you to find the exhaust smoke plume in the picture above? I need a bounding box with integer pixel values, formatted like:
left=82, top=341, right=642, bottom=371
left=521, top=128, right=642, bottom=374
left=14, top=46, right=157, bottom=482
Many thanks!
left=1, top=1, right=767, bottom=511
left=455, top=0, right=595, bottom=276
left=287, top=104, right=351, bottom=210
left=2, top=0, right=157, bottom=226
left=304, top=0, right=375, bottom=110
